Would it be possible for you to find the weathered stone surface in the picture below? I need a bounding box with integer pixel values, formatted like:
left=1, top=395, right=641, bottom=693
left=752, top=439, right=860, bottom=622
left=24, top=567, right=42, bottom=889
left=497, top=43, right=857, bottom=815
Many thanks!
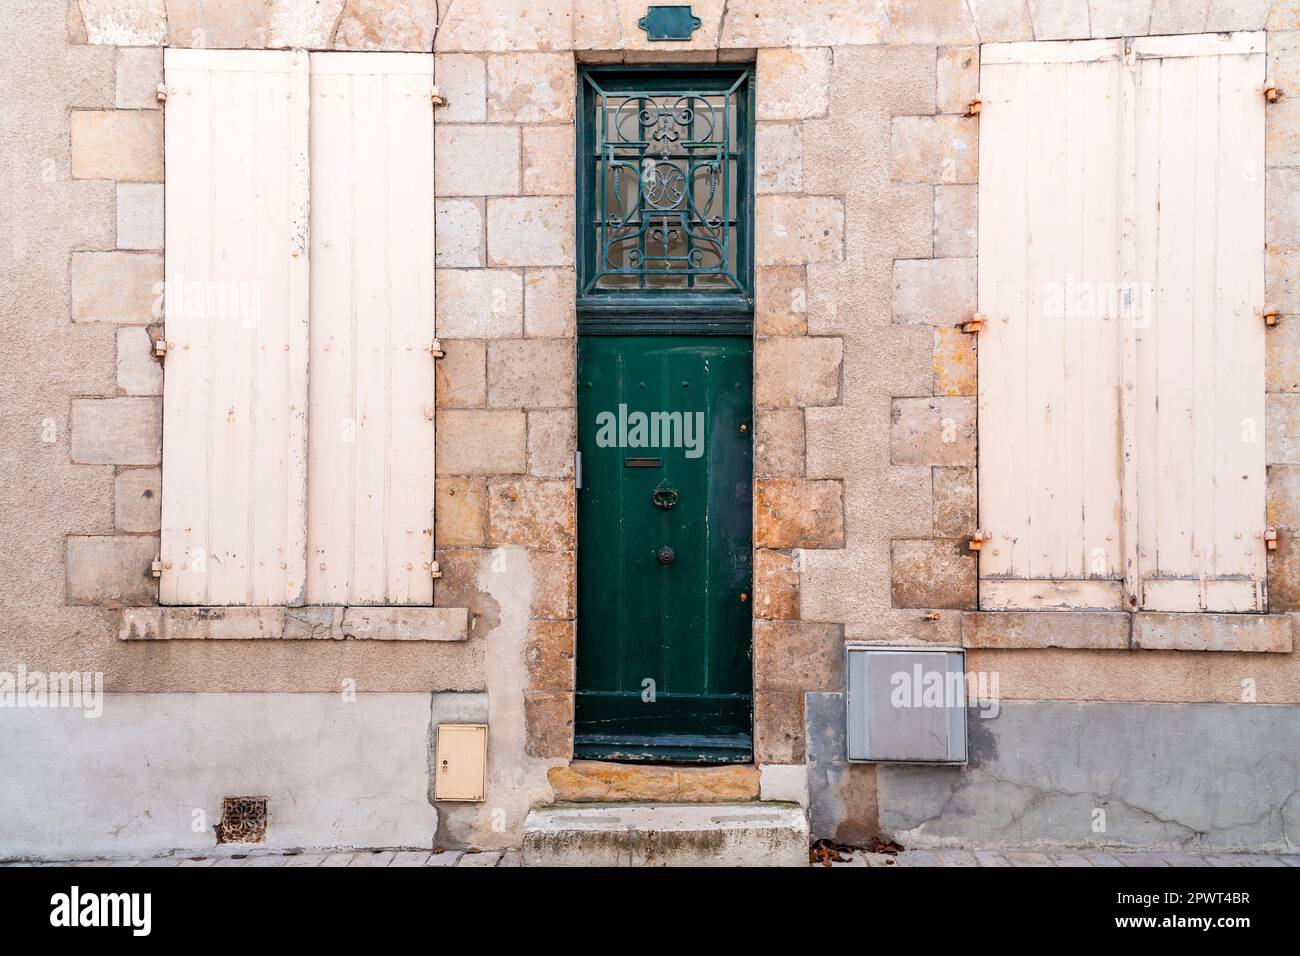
left=436, top=0, right=572, bottom=52
left=1267, top=318, right=1300, bottom=392
left=933, top=184, right=977, bottom=257
left=267, top=0, right=347, bottom=47
left=1088, top=0, right=1153, bottom=37
left=1268, top=249, right=1300, bottom=317
left=524, top=691, right=573, bottom=758
left=806, top=691, right=878, bottom=844
left=1268, top=393, right=1300, bottom=463
left=548, top=761, right=760, bottom=802
left=120, top=606, right=283, bottom=641
left=434, top=53, right=487, bottom=122
left=436, top=409, right=526, bottom=474
left=1150, top=0, right=1209, bottom=34
left=522, top=125, right=575, bottom=195
left=754, top=688, right=806, bottom=764
left=435, top=477, right=487, bottom=546
left=529, top=548, right=575, bottom=619
left=71, top=397, right=160, bottom=465
left=573, top=0, right=728, bottom=52
left=434, top=339, right=486, bottom=408
left=487, top=197, right=575, bottom=267
left=721, top=0, right=891, bottom=47
left=891, top=538, right=976, bottom=608
left=522, top=803, right=808, bottom=867
left=932, top=466, right=976, bottom=537
left=755, top=336, right=841, bottom=408
left=755, top=195, right=844, bottom=265
left=891, top=397, right=976, bottom=465
left=755, top=266, right=808, bottom=336
left=962, top=611, right=1129, bottom=649
left=336, top=0, right=437, bottom=51
left=435, top=198, right=483, bottom=267
left=72, top=251, right=161, bottom=324
left=756, top=48, right=831, bottom=120
left=487, top=53, right=574, bottom=122
left=1027, top=0, right=1090, bottom=39
left=1270, top=0, right=1300, bottom=30
left=115, top=47, right=162, bottom=109
left=880, top=700, right=1300, bottom=850
left=1132, top=613, right=1292, bottom=653
left=1268, top=463, right=1300, bottom=528
left=1270, top=168, right=1300, bottom=255
left=116, top=182, right=162, bottom=250
left=488, top=479, right=575, bottom=549
left=1268, top=528, right=1300, bottom=608
left=115, top=467, right=161, bottom=533
left=340, top=607, right=469, bottom=641
left=527, top=408, right=575, bottom=478
left=754, top=548, right=800, bottom=620
left=526, top=619, right=574, bottom=690
left=1266, top=98, right=1300, bottom=168
left=937, top=46, right=978, bottom=115
left=71, top=110, right=163, bottom=182
left=164, top=0, right=265, bottom=47
left=885, top=0, right=978, bottom=43
left=79, top=0, right=166, bottom=44
left=758, top=763, right=808, bottom=805
left=932, top=325, right=975, bottom=396
left=524, top=267, right=576, bottom=337
left=967, top=0, right=1035, bottom=40
left=487, top=338, right=574, bottom=408
left=1270, top=28, right=1300, bottom=96
left=435, top=125, right=519, bottom=195
left=755, top=478, right=845, bottom=548
left=755, top=122, right=803, bottom=194
left=893, top=258, right=977, bottom=324
left=116, top=326, right=161, bottom=395
left=66, top=534, right=158, bottom=606
left=755, top=408, right=805, bottom=478
left=435, top=269, right=523, bottom=337
left=891, top=115, right=978, bottom=184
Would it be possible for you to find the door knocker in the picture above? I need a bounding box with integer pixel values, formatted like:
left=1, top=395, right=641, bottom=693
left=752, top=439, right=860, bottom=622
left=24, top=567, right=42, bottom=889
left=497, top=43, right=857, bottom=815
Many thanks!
left=652, top=483, right=679, bottom=510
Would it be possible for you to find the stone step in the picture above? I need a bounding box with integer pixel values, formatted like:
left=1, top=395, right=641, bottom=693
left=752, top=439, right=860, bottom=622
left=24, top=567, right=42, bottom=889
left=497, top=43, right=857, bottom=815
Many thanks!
left=522, top=803, right=808, bottom=867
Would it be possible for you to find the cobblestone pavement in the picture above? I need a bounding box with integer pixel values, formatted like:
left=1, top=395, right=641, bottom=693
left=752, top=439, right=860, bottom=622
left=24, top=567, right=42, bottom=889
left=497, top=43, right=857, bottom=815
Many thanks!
left=4, top=848, right=1299, bottom=867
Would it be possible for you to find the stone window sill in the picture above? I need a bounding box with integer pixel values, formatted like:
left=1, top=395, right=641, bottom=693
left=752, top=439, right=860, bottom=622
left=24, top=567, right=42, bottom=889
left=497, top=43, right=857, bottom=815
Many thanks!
left=119, top=606, right=469, bottom=642
left=960, top=611, right=1293, bottom=653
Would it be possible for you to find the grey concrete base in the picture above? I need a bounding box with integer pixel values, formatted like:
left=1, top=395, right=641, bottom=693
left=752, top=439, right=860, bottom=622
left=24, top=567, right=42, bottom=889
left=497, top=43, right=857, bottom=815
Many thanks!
left=522, top=803, right=809, bottom=867
left=876, top=701, right=1300, bottom=853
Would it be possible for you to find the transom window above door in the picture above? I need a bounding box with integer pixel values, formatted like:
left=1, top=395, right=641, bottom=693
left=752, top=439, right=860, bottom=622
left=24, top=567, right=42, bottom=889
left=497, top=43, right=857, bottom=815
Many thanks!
left=577, top=66, right=754, bottom=320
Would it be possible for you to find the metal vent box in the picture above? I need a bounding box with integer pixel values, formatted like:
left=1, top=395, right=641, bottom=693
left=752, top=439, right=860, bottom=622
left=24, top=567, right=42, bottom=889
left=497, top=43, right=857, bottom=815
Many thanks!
left=846, top=645, right=968, bottom=764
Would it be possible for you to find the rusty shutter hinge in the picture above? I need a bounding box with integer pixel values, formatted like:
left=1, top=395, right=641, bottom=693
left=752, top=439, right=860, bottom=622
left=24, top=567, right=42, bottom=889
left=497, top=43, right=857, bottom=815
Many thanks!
left=968, top=531, right=990, bottom=552
left=431, top=87, right=448, bottom=108
left=1265, top=528, right=1279, bottom=551
left=1264, top=309, right=1280, bottom=328
left=153, top=339, right=169, bottom=359
left=965, top=98, right=982, bottom=117
left=430, top=339, right=444, bottom=358
left=151, top=559, right=163, bottom=578
left=156, top=83, right=167, bottom=103
left=962, top=313, right=986, bottom=334
left=430, top=560, right=443, bottom=579
left=1266, top=84, right=1284, bottom=103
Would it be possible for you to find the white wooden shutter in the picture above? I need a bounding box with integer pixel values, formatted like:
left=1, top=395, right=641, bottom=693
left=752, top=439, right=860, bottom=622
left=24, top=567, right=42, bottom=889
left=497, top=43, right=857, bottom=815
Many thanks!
left=1131, top=33, right=1267, bottom=611
left=306, top=53, right=437, bottom=605
left=160, top=49, right=310, bottom=606
left=977, top=40, right=1126, bottom=610
left=978, top=33, right=1267, bottom=612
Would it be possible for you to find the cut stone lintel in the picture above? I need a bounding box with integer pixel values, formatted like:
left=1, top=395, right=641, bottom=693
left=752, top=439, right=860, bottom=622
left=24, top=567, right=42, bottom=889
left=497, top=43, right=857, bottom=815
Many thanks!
left=120, top=606, right=469, bottom=641
left=961, top=611, right=1294, bottom=653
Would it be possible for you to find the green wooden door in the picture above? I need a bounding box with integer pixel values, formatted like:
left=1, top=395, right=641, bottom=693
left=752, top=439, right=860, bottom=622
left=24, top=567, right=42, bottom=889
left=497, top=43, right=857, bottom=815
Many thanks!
left=576, top=334, right=753, bottom=763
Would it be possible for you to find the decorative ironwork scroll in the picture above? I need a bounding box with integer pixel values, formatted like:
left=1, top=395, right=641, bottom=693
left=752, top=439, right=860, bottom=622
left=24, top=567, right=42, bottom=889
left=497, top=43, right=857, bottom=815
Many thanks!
left=582, top=70, right=750, bottom=294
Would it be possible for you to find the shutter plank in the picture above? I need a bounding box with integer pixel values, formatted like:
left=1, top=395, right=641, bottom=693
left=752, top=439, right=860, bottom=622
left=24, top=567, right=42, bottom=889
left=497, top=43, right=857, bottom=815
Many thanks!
left=306, top=53, right=435, bottom=606
left=161, top=50, right=308, bottom=605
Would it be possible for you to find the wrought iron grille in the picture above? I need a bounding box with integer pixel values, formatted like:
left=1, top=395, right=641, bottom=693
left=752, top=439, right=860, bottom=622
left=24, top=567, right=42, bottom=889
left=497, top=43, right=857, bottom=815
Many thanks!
left=579, top=67, right=753, bottom=302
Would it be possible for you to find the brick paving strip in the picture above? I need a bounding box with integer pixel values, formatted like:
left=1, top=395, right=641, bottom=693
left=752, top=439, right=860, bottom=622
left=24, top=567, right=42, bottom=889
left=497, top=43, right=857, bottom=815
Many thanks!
left=3, top=849, right=1299, bottom=868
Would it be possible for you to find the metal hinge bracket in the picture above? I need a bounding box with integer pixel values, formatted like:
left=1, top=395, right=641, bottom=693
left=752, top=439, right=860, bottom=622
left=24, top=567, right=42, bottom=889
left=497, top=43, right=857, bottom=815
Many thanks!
left=962, top=313, right=986, bottom=334
left=1265, top=528, right=1279, bottom=551
left=156, top=83, right=167, bottom=103
left=1264, top=309, right=1280, bottom=328
left=430, top=560, right=443, bottom=579
left=431, top=87, right=448, bottom=108
left=153, top=339, right=169, bottom=359
left=1266, top=84, right=1284, bottom=103
left=151, top=559, right=163, bottom=578
left=966, top=98, right=982, bottom=117
left=968, top=531, right=991, bottom=552
left=430, top=339, right=444, bottom=358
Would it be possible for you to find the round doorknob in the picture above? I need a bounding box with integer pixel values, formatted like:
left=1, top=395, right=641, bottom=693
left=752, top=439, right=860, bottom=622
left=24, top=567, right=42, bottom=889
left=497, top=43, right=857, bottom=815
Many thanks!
left=657, top=546, right=676, bottom=565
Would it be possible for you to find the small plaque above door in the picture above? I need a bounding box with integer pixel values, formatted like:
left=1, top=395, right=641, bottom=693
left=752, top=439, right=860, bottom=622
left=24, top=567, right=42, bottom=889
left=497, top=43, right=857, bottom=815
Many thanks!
left=637, top=5, right=702, bottom=41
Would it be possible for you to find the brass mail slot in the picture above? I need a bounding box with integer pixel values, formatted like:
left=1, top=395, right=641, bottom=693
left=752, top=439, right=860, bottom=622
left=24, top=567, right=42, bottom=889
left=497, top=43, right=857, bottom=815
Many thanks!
left=624, top=457, right=663, bottom=467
